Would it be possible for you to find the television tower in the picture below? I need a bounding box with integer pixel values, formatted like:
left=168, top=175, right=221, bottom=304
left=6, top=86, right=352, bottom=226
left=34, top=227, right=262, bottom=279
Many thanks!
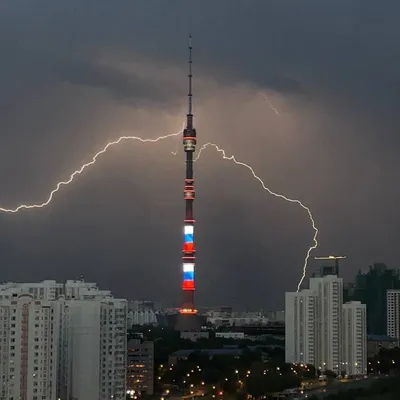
left=180, top=34, right=197, bottom=315
left=175, top=35, right=202, bottom=331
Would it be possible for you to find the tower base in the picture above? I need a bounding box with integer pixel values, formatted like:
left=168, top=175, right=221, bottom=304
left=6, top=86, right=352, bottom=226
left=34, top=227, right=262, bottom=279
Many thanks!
left=174, top=312, right=203, bottom=332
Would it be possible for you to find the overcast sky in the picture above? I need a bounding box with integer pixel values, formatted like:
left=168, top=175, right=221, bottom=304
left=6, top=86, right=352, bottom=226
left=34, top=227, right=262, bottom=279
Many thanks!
left=0, top=0, right=399, bottom=309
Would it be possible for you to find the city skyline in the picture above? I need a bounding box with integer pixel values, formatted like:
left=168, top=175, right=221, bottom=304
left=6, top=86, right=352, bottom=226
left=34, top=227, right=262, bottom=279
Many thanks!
left=0, top=1, right=400, bottom=308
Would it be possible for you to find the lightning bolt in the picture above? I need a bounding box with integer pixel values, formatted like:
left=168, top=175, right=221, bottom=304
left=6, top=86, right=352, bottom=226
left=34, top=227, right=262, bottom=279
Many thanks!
left=260, top=92, right=280, bottom=116
left=0, top=128, right=183, bottom=213
left=195, top=143, right=318, bottom=291
left=0, top=123, right=317, bottom=289
left=170, top=121, right=186, bottom=156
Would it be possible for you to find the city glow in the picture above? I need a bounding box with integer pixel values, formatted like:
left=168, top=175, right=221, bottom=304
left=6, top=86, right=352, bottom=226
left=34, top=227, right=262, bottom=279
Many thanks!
left=195, top=142, right=319, bottom=291
left=179, top=308, right=197, bottom=314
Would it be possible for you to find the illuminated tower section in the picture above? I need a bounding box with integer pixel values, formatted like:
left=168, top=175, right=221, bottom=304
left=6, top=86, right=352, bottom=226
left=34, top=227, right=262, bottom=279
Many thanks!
left=180, top=35, right=197, bottom=315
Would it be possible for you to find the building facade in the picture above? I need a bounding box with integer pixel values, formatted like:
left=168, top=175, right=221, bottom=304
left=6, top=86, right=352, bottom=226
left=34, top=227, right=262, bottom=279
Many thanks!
left=285, top=275, right=367, bottom=376
left=127, top=338, right=154, bottom=396
left=342, top=301, right=367, bottom=376
left=310, top=275, right=343, bottom=373
left=64, top=297, right=127, bottom=400
left=285, top=290, right=317, bottom=366
left=387, top=289, right=400, bottom=341
left=0, top=294, right=60, bottom=400
left=0, top=280, right=127, bottom=400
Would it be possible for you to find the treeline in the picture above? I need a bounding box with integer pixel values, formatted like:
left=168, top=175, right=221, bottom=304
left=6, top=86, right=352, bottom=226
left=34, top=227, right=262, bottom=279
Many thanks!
left=368, top=347, right=400, bottom=375
left=159, top=350, right=315, bottom=396
left=129, top=326, right=284, bottom=366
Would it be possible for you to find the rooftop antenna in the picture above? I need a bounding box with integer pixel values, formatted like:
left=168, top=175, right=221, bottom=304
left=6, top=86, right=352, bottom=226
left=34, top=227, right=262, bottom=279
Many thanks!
left=314, top=255, right=347, bottom=276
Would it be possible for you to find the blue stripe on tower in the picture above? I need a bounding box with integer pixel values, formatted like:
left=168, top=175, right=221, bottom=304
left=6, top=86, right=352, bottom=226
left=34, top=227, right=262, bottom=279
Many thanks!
left=184, top=233, right=194, bottom=243
left=184, top=271, right=195, bottom=281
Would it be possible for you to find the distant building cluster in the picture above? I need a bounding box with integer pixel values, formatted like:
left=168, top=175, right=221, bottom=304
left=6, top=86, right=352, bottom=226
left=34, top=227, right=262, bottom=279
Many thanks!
left=0, top=280, right=128, bottom=400
left=342, top=263, right=400, bottom=346
left=344, top=263, right=400, bottom=335
left=285, top=275, right=367, bottom=376
left=127, top=300, right=158, bottom=327
left=205, top=306, right=283, bottom=327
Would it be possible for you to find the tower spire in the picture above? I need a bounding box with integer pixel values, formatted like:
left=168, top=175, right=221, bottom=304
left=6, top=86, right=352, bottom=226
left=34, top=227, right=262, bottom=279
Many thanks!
left=187, top=35, right=193, bottom=128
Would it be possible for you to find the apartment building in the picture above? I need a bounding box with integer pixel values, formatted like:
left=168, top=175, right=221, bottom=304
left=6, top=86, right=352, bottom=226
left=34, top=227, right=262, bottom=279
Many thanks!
left=126, top=338, right=154, bottom=395
left=310, top=275, right=343, bottom=373
left=65, top=297, right=127, bottom=400
left=387, top=289, right=400, bottom=341
left=0, top=280, right=127, bottom=400
left=285, top=290, right=317, bottom=365
left=342, top=301, right=367, bottom=375
left=0, top=293, right=60, bottom=400
left=286, top=275, right=368, bottom=376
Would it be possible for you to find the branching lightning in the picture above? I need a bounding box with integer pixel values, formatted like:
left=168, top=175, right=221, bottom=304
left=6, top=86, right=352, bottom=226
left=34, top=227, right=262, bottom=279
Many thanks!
left=195, top=143, right=318, bottom=291
left=0, top=128, right=182, bottom=213
left=0, top=125, right=317, bottom=290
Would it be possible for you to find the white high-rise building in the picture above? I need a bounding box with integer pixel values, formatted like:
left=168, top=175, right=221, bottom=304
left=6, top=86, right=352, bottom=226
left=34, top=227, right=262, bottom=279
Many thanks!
left=0, top=279, right=110, bottom=301
left=387, top=290, right=400, bottom=340
left=0, top=280, right=64, bottom=301
left=285, top=276, right=367, bottom=375
left=342, top=301, right=367, bottom=376
left=285, top=290, right=317, bottom=365
left=0, top=293, right=61, bottom=400
left=0, top=280, right=127, bottom=400
left=65, top=297, right=127, bottom=400
left=309, top=275, right=343, bottom=373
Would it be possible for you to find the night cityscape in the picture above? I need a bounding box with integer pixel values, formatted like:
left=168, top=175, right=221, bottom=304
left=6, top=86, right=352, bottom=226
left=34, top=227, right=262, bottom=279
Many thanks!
left=1, top=1, right=400, bottom=399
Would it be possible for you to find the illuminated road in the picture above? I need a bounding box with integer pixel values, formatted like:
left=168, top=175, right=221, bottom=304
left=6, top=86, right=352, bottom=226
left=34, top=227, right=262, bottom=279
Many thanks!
left=298, top=377, right=382, bottom=399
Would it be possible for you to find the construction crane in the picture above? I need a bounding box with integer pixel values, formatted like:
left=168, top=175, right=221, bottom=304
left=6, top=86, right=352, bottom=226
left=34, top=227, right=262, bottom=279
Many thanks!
left=314, top=255, right=347, bottom=276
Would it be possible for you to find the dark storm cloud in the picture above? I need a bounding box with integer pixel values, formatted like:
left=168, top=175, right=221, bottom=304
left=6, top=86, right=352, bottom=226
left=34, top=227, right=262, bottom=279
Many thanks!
left=55, top=60, right=171, bottom=104
left=0, top=0, right=400, bottom=309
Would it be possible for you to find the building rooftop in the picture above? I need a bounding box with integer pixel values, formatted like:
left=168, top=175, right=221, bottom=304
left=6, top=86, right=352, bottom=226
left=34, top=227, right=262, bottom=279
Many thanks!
left=367, top=334, right=398, bottom=342
left=171, top=348, right=243, bottom=357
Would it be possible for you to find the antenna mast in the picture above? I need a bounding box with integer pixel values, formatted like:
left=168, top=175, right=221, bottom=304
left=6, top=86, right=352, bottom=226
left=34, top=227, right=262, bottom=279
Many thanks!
left=187, top=35, right=193, bottom=126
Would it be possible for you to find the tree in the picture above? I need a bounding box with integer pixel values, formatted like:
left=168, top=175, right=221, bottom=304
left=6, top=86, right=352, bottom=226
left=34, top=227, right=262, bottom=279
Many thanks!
left=240, top=347, right=261, bottom=368
left=187, top=350, right=209, bottom=368
left=324, top=369, right=337, bottom=378
left=210, top=355, right=237, bottom=371
left=202, top=366, right=224, bottom=384
left=246, top=375, right=269, bottom=397
left=304, top=364, right=316, bottom=378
